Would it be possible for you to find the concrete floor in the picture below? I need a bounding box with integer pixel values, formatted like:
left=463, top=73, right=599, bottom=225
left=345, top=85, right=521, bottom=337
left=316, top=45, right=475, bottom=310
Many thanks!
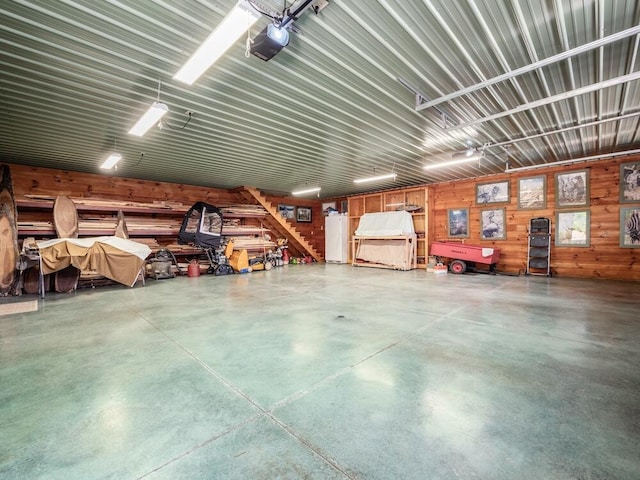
left=1, top=264, right=639, bottom=479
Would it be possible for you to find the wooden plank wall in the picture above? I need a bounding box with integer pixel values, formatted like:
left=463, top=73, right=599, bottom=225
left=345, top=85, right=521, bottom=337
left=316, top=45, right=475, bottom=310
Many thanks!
left=7, top=158, right=640, bottom=280
left=264, top=194, right=324, bottom=256
left=7, top=164, right=326, bottom=256
left=432, top=156, right=640, bottom=281
left=8, top=164, right=239, bottom=205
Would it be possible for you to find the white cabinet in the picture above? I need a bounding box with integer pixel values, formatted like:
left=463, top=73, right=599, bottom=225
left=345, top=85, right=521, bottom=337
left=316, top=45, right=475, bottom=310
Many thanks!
left=325, top=214, right=349, bottom=263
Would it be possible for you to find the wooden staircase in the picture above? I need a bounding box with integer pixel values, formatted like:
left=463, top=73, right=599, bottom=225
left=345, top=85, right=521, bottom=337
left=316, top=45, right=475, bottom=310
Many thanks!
left=234, top=186, right=323, bottom=263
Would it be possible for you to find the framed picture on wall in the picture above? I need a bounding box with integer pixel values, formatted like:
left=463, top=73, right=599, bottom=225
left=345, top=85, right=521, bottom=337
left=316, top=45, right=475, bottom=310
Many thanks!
left=341, top=200, right=348, bottom=214
left=555, top=170, right=589, bottom=207
left=518, top=175, right=546, bottom=209
left=278, top=204, right=295, bottom=219
left=296, top=206, right=312, bottom=223
left=620, top=162, right=640, bottom=203
left=447, top=208, right=469, bottom=238
left=481, top=208, right=506, bottom=240
left=620, top=207, right=640, bottom=248
left=321, top=201, right=336, bottom=215
left=556, top=210, right=590, bottom=247
left=476, top=180, right=510, bottom=204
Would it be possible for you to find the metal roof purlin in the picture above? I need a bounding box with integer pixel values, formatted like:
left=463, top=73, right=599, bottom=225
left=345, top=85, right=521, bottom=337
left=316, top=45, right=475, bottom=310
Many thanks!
left=446, top=71, right=640, bottom=131
left=416, top=25, right=640, bottom=112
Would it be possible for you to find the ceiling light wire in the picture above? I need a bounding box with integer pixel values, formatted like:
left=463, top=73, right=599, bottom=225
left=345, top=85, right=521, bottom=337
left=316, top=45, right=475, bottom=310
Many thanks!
left=161, top=112, right=193, bottom=131
left=245, top=24, right=254, bottom=57
left=133, top=152, right=144, bottom=167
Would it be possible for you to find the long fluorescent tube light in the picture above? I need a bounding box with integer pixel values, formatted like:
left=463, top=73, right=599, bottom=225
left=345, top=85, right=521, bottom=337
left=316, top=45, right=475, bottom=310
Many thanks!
left=128, top=102, right=168, bottom=136
left=292, top=187, right=321, bottom=195
left=423, top=155, right=481, bottom=170
left=100, top=153, right=122, bottom=169
left=353, top=173, right=397, bottom=184
left=173, top=0, right=261, bottom=85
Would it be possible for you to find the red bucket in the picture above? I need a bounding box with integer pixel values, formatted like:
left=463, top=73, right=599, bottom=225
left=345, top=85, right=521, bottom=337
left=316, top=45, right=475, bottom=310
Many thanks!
left=187, top=263, right=200, bottom=277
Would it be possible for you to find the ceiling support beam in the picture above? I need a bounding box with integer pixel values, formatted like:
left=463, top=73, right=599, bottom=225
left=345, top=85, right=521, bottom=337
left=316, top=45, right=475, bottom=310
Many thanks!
left=505, top=148, right=640, bottom=173
left=396, top=77, right=456, bottom=128
left=445, top=71, right=640, bottom=131
left=416, top=25, right=640, bottom=112
left=486, top=111, right=640, bottom=150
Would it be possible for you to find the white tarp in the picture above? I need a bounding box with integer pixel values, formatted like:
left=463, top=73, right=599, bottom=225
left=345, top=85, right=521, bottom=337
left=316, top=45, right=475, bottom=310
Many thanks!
left=355, top=211, right=415, bottom=236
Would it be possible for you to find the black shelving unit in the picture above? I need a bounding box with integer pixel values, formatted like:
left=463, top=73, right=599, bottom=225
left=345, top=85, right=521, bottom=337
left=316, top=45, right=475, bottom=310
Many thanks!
left=527, top=217, right=551, bottom=276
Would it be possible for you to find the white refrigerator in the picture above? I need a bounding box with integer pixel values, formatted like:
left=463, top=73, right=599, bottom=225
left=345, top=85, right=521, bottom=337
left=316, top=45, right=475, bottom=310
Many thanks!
left=325, top=214, right=349, bottom=263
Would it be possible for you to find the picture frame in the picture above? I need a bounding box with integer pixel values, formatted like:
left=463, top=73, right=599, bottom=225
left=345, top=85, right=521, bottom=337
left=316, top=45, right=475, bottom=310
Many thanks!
left=476, top=180, right=510, bottom=204
left=278, top=204, right=295, bottom=220
left=341, top=199, right=348, bottom=214
left=555, top=169, right=589, bottom=207
left=518, top=175, right=546, bottom=209
left=296, top=206, right=312, bottom=223
left=620, top=207, right=640, bottom=248
left=556, top=210, right=590, bottom=247
left=481, top=208, right=506, bottom=240
left=322, top=201, right=336, bottom=215
left=620, top=162, right=640, bottom=203
left=447, top=208, right=469, bottom=238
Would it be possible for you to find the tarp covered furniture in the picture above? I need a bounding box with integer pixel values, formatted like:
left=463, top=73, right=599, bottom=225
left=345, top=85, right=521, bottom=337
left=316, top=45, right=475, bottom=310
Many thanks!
left=37, top=236, right=151, bottom=287
left=353, top=211, right=417, bottom=270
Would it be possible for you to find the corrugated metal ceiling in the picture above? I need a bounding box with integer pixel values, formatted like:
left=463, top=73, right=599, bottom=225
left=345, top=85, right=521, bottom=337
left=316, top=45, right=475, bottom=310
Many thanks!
left=1, top=0, right=639, bottom=198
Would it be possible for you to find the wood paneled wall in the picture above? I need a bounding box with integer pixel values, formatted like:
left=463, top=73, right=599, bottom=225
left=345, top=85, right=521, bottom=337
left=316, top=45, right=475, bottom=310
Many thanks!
left=264, top=194, right=325, bottom=255
left=7, top=164, right=326, bottom=256
left=7, top=158, right=640, bottom=281
left=8, top=164, right=240, bottom=205
left=432, top=156, right=640, bottom=281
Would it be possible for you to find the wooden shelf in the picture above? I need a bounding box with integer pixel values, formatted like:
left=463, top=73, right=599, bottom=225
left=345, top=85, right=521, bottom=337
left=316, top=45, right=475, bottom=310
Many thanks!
left=17, top=197, right=277, bottom=262
left=17, top=198, right=189, bottom=215
left=348, top=187, right=430, bottom=268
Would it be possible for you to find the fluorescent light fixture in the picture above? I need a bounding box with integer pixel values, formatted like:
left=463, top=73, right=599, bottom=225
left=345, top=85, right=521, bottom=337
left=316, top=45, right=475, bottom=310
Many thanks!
left=424, top=153, right=482, bottom=170
left=128, top=102, right=168, bottom=136
left=353, top=173, right=397, bottom=184
left=173, top=0, right=261, bottom=85
left=100, top=153, right=122, bottom=169
left=292, top=187, right=321, bottom=195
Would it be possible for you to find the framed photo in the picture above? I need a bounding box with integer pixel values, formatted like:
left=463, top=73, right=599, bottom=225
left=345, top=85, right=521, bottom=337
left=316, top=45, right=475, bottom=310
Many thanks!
left=556, top=210, right=590, bottom=247
left=476, top=180, right=510, bottom=204
left=447, top=208, right=469, bottom=238
left=518, top=175, right=546, bottom=209
left=341, top=200, right=348, bottom=214
left=322, top=201, right=336, bottom=215
left=555, top=170, right=589, bottom=207
left=296, top=206, right=312, bottom=223
left=278, top=204, right=295, bottom=219
left=481, top=208, right=506, bottom=240
left=620, top=207, right=640, bottom=248
left=620, top=162, right=640, bottom=203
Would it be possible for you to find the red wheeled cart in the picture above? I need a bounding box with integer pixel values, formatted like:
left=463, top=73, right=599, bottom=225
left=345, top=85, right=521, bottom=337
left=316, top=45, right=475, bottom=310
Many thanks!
left=430, top=242, right=501, bottom=274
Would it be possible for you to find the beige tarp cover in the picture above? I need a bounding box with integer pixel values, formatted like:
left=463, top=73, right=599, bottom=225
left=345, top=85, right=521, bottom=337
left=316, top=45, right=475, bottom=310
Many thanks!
left=354, top=211, right=416, bottom=269
left=37, top=236, right=151, bottom=287
left=355, top=211, right=415, bottom=236
left=355, top=239, right=409, bottom=268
